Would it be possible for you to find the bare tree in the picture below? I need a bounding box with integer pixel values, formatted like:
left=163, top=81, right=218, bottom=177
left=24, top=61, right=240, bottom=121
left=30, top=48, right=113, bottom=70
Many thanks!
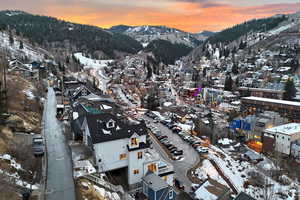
left=263, top=177, right=275, bottom=200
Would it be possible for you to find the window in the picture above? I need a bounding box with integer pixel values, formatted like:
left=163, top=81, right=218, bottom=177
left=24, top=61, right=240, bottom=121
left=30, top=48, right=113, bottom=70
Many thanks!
left=148, top=163, right=157, bottom=172
left=133, top=169, right=139, bottom=174
left=138, top=152, right=143, bottom=159
left=131, top=138, right=138, bottom=146
left=119, top=154, right=127, bottom=160
left=169, top=190, right=173, bottom=199
left=107, top=119, right=115, bottom=128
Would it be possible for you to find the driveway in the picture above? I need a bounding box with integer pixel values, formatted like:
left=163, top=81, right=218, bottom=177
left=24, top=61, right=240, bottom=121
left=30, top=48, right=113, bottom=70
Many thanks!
left=44, top=87, right=75, bottom=200
left=143, top=116, right=200, bottom=193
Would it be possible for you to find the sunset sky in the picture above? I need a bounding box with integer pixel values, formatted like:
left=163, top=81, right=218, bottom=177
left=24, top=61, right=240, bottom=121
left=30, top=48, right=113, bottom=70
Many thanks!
left=1, top=0, right=300, bottom=33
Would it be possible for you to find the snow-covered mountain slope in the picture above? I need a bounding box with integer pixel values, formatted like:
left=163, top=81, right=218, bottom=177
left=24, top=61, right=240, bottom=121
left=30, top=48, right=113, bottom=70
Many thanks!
left=109, top=25, right=202, bottom=47
left=0, top=31, right=50, bottom=61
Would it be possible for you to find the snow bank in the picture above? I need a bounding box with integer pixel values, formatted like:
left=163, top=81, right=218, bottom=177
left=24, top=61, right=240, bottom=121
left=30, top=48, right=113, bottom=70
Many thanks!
left=74, top=53, right=113, bottom=69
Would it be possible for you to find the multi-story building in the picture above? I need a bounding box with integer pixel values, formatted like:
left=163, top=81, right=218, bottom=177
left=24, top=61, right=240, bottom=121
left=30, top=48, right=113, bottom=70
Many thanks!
left=238, top=87, right=284, bottom=99
left=81, top=113, right=174, bottom=189
left=263, top=123, right=300, bottom=155
left=241, top=96, right=300, bottom=120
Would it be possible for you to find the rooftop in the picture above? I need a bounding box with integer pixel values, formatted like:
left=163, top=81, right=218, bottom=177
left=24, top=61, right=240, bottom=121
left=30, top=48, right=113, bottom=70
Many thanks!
left=142, top=173, right=169, bottom=191
left=242, top=96, right=300, bottom=107
left=265, top=123, right=300, bottom=135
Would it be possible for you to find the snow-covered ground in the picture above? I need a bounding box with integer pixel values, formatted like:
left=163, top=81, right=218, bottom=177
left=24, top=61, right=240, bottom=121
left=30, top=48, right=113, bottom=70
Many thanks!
left=0, top=31, right=45, bottom=61
left=74, top=53, right=113, bottom=69
left=268, top=23, right=294, bottom=35
left=205, top=144, right=300, bottom=200
left=0, top=154, right=39, bottom=190
left=195, top=159, right=228, bottom=186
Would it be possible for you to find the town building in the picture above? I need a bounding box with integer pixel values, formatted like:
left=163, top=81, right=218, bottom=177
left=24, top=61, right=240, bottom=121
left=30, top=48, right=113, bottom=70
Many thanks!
left=263, top=123, right=300, bottom=155
left=81, top=113, right=174, bottom=188
left=241, top=96, right=300, bottom=120
left=142, top=173, right=176, bottom=200
left=238, top=87, right=284, bottom=99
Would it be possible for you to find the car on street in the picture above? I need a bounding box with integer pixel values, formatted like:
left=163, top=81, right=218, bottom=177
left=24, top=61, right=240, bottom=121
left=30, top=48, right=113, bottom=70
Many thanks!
left=32, top=135, right=45, bottom=157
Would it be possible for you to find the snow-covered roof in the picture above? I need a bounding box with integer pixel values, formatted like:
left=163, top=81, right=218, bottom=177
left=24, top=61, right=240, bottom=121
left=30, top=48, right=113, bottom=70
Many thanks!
left=265, top=123, right=300, bottom=136
left=242, top=96, right=300, bottom=107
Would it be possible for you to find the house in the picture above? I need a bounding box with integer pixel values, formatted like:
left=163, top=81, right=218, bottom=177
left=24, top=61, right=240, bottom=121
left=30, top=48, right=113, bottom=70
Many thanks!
left=8, top=59, right=37, bottom=78
left=234, top=192, right=256, bottom=200
left=71, top=85, right=93, bottom=101
left=194, top=178, right=230, bottom=200
left=263, top=123, right=300, bottom=155
left=142, top=173, right=176, bottom=200
left=81, top=113, right=174, bottom=188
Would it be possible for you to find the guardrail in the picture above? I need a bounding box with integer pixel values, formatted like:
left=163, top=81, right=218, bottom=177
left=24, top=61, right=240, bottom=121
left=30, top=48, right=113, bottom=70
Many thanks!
left=83, top=174, right=124, bottom=195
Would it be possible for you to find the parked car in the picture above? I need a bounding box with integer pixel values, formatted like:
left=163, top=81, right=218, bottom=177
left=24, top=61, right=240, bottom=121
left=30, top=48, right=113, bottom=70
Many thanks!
left=32, top=135, right=45, bottom=157
left=167, top=145, right=176, bottom=150
left=157, top=135, right=168, bottom=140
left=165, top=143, right=173, bottom=148
left=173, top=155, right=183, bottom=161
left=172, top=150, right=183, bottom=156
left=170, top=148, right=178, bottom=153
left=153, top=120, right=159, bottom=123
left=196, top=147, right=208, bottom=154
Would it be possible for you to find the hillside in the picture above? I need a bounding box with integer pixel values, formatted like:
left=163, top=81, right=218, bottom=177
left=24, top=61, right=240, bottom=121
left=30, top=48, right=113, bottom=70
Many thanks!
left=186, top=13, right=296, bottom=62
left=208, top=15, right=287, bottom=44
left=145, top=39, right=193, bottom=65
left=109, top=25, right=202, bottom=47
left=0, top=10, right=142, bottom=59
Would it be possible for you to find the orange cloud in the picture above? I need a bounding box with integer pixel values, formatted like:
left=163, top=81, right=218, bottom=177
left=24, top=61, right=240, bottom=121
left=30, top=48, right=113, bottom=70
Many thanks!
left=1, top=0, right=299, bottom=33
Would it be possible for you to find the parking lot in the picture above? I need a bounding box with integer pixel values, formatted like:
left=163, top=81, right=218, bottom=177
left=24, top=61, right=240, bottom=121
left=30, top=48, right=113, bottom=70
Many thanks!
left=143, top=115, right=200, bottom=193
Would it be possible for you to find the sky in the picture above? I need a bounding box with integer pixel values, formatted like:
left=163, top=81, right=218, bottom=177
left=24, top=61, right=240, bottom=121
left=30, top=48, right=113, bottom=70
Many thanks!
left=1, top=0, right=300, bottom=33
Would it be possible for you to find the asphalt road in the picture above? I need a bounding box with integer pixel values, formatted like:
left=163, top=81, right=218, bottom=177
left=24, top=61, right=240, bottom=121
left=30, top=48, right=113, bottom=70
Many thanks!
left=44, top=87, right=75, bottom=200
left=143, top=116, right=199, bottom=193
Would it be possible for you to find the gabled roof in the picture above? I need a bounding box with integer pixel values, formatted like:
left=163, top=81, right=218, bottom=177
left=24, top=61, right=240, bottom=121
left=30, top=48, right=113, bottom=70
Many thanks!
left=85, top=113, right=147, bottom=144
left=72, top=85, right=92, bottom=99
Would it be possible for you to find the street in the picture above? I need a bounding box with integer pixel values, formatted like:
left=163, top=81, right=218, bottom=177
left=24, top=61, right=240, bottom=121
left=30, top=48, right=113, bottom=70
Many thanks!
left=144, top=116, right=200, bottom=193
left=44, top=87, right=75, bottom=200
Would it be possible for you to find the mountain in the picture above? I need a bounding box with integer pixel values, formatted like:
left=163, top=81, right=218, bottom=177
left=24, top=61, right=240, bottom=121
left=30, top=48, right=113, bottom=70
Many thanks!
left=200, top=31, right=215, bottom=37
left=109, top=25, right=202, bottom=47
left=0, top=10, right=143, bottom=58
left=193, top=30, right=215, bottom=41
left=186, top=13, right=295, bottom=62
left=109, top=25, right=132, bottom=34
left=208, top=15, right=287, bottom=44
left=145, top=39, right=193, bottom=65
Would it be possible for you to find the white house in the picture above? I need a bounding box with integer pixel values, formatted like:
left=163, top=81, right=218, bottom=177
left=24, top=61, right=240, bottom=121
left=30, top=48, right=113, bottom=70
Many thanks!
left=81, top=113, right=174, bottom=188
left=263, top=123, right=300, bottom=155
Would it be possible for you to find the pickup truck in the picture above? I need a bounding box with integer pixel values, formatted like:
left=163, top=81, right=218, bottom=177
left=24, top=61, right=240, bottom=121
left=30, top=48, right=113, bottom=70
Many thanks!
left=32, top=135, right=45, bottom=157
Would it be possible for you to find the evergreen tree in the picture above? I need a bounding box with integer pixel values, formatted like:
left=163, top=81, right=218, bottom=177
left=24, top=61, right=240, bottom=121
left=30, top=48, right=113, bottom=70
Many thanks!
left=224, top=74, right=233, bottom=91
left=9, top=31, right=14, bottom=45
left=283, top=78, right=296, bottom=101
left=19, top=41, right=23, bottom=49
left=66, top=56, right=70, bottom=64
left=203, top=67, right=207, bottom=77
left=232, top=63, right=238, bottom=74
